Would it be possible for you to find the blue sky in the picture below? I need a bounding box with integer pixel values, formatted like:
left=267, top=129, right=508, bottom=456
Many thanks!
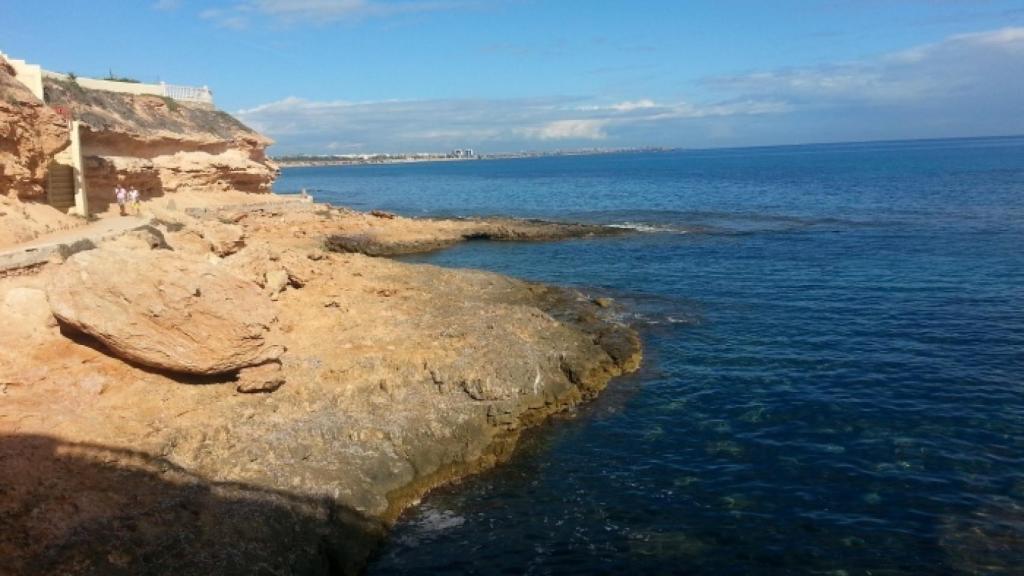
left=3, top=0, right=1023, bottom=153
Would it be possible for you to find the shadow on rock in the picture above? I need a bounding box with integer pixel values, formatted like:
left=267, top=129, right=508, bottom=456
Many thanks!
left=0, top=434, right=386, bottom=576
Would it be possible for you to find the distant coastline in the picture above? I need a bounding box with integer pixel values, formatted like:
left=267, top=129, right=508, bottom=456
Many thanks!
left=273, top=134, right=1024, bottom=169
left=273, top=147, right=676, bottom=168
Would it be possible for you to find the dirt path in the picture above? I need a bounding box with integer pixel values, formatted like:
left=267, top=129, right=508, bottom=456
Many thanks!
left=0, top=215, right=151, bottom=272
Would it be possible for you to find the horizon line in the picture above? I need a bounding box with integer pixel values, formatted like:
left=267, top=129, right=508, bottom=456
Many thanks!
left=272, top=133, right=1024, bottom=163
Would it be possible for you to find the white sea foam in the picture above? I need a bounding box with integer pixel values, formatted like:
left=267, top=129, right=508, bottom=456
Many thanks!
left=609, top=222, right=690, bottom=234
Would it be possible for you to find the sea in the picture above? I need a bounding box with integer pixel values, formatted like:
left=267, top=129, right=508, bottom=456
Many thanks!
left=275, top=136, right=1024, bottom=575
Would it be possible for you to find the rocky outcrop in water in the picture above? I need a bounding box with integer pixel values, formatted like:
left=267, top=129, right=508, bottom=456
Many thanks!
left=0, top=200, right=641, bottom=574
left=324, top=211, right=628, bottom=256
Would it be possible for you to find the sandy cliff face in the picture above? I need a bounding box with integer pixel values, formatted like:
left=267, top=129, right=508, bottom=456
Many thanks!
left=0, top=58, right=70, bottom=199
left=43, top=77, right=278, bottom=210
left=0, top=58, right=83, bottom=247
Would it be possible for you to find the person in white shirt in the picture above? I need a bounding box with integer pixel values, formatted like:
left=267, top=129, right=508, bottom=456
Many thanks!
left=128, top=187, right=140, bottom=215
left=115, top=185, right=127, bottom=216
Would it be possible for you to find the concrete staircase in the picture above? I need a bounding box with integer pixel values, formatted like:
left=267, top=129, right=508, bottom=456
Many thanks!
left=47, top=164, right=76, bottom=212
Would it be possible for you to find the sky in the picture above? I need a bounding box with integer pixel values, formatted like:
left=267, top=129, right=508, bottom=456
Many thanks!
left=3, top=0, right=1024, bottom=154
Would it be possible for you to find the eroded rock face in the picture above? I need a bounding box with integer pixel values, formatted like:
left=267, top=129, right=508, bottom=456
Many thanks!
left=0, top=57, right=80, bottom=247
left=0, top=58, right=70, bottom=199
left=46, top=248, right=282, bottom=374
left=201, top=221, right=245, bottom=256
left=42, top=76, right=278, bottom=208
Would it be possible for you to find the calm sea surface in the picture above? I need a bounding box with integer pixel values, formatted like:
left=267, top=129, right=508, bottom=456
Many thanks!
left=276, top=137, right=1024, bottom=575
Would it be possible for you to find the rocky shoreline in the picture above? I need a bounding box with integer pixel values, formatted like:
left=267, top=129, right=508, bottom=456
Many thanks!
left=324, top=213, right=626, bottom=257
left=0, top=198, right=641, bottom=575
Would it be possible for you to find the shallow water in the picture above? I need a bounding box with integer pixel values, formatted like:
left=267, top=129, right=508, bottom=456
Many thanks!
left=277, top=137, right=1024, bottom=575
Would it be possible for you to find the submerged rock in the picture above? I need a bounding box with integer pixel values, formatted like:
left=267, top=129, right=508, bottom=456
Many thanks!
left=46, top=248, right=282, bottom=375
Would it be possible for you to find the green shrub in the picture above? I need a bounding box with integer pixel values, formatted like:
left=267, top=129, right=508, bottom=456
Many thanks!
left=106, top=71, right=141, bottom=83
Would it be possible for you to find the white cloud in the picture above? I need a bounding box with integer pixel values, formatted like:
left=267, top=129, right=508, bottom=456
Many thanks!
left=152, top=0, right=181, bottom=10
left=707, top=26, right=1024, bottom=106
left=951, top=26, right=1024, bottom=48
left=200, top=8, right=251, bottom=29
left=522, top=119, right=610, bottom=141
left=610, top=99, right=657, bottom=112
left=202, top=0, right=478, bottom=26
left=237, top=27, right=1024, bottom=152
left=237, top=93, right=784, bottom=153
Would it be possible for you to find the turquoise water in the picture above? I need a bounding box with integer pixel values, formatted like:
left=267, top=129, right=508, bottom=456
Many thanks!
left=276, top=137, right=1024, bottom=575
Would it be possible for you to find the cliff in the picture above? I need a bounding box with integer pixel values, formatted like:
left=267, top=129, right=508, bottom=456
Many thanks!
left=0, top=59, right=70, bottom=200
left=0, top=58, right=82, bottom=246
left=0, top=201, right=641, bottom=574
left=43, top=76, right=278, bottom=211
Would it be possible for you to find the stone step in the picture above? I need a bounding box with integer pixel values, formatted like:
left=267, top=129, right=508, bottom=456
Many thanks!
left=48, top=164, right=77, bottom=210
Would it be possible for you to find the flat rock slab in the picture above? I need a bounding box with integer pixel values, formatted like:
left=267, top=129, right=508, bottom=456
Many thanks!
left=324, top=216, right=628, bottom=257
left=46, top=248, right=281, bottom=375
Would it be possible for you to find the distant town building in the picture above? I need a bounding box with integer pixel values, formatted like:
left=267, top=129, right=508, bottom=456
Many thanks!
left=449, top=149, right=476, bottom=159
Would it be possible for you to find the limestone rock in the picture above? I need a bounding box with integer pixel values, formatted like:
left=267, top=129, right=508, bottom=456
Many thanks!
left=1, top=286, right=57, bottom=341
left=0, top=57, right=70, bottom=200
left=0, top=58, right=82, bottom=249
left=43, top=77, right=279, bottom=203
left=264, top=268, right=289, bottom=298
left=0, top=202, right=644, bottom=575
left=46, top=248, right=282, bottom=375
left=0, top=195, right=83, bottom=250
left=223, top=244, right=315, bottom=291
left=236, top=362, right=286, bottom=393
left=323, top=216, right=626, bottom=257
left=164, top=229, right=212, bottom=255
left=202, top=222, right=245, bottom=256
left=99, top=226, right=169, bottom=252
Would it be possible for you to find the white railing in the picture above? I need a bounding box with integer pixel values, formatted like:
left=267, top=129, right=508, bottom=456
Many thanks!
left=3, top=50, right=216, bottom=107
left=162, top=83, right=213, bottom=105
left=41, top=71, right=215, bottom=108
